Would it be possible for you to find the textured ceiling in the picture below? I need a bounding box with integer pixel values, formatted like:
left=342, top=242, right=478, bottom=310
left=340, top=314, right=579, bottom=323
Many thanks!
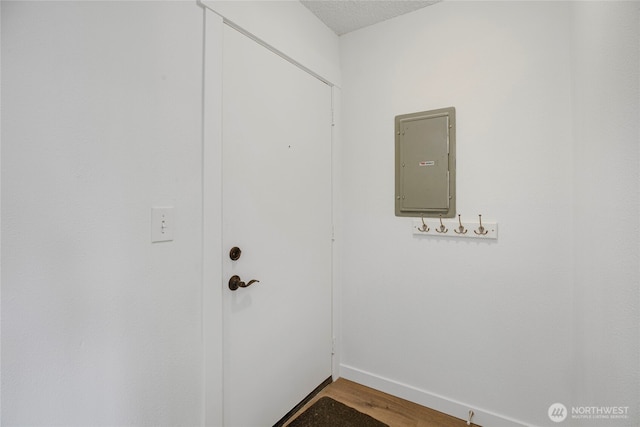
left=300, top=0, right=441, bottom=36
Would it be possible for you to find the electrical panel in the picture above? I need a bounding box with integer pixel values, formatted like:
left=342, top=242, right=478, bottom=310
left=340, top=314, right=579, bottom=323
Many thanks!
left=395, top=107, right=456, bottom=217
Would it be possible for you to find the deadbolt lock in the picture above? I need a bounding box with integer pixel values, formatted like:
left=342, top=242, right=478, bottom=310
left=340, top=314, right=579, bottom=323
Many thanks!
left=229, top=246, right=242, bottom=261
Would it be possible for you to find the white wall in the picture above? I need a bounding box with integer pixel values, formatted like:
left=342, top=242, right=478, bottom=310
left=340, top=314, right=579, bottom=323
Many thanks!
left=571, top=0, right=640, bottom=422
left=340, top=1, right=638, bottom=426
left=1, top=2, right=204, bottom=425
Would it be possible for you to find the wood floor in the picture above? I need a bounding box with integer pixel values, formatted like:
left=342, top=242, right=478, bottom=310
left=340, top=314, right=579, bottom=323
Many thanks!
left=283, top=378, right=480, bottom=427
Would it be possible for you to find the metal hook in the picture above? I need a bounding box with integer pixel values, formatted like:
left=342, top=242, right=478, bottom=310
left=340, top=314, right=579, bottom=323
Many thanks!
left=454, top=214, right=467, bottom=234
left=417, top=215, right=429, bottom=232
left=436, top=215, right=448, bottom=233
left=474, top=214, right=488, bottom=235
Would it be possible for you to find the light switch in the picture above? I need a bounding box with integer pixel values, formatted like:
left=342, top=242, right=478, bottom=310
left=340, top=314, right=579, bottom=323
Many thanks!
left=151, top=207, right=174, bottom=243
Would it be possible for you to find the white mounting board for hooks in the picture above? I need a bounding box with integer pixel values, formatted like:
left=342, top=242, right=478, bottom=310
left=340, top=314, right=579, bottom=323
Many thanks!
left=412, top=218, right=498, bottom=239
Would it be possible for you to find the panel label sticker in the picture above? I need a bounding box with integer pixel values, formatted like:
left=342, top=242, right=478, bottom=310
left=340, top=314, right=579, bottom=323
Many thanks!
left=419, top=161, right=435, bottom=166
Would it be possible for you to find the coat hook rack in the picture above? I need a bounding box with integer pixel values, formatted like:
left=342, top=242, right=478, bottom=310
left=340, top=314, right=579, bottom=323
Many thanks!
left=412, top=214, right=497, bottom=239
left=436, top=215, right=448, bottom=233
left=474, top=214, right=488, bottom=235
left=454, top=214, right=467, bottom=234
left=417, top=215, right=429, bottom=232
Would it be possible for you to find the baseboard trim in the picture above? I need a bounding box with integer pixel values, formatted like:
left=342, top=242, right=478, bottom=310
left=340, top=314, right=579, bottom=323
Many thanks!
left=340, top=364, right=529, bottom=427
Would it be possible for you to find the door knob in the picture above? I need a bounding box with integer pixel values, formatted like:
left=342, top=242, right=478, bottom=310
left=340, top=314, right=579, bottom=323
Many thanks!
left=228, top=275, right=260, bottom=291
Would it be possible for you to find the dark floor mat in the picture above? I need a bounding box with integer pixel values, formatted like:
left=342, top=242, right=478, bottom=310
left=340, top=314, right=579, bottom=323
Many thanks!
left=287, top=396, right=389, bottom=427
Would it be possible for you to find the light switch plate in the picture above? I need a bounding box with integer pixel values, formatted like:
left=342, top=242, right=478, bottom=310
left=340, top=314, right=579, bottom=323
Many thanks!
left=151, top=207, right=174, bottom=243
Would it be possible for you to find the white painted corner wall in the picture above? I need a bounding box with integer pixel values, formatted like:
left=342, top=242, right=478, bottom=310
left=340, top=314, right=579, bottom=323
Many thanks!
left=571, top=0, right=640, bottom=422
left=339, top=1, right=639, bottom=426
left=2, top=2, right=205, bottom=425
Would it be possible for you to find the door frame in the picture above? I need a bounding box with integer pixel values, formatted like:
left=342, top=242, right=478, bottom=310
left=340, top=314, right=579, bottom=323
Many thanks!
left=202, top=9, right=224, bottom=427
left=200, top=4, right=342, bottom=426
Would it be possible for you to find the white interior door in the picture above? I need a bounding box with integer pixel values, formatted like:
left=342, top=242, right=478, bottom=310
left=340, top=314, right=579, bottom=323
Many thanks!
left=222, top=25, right=333, bottom=426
